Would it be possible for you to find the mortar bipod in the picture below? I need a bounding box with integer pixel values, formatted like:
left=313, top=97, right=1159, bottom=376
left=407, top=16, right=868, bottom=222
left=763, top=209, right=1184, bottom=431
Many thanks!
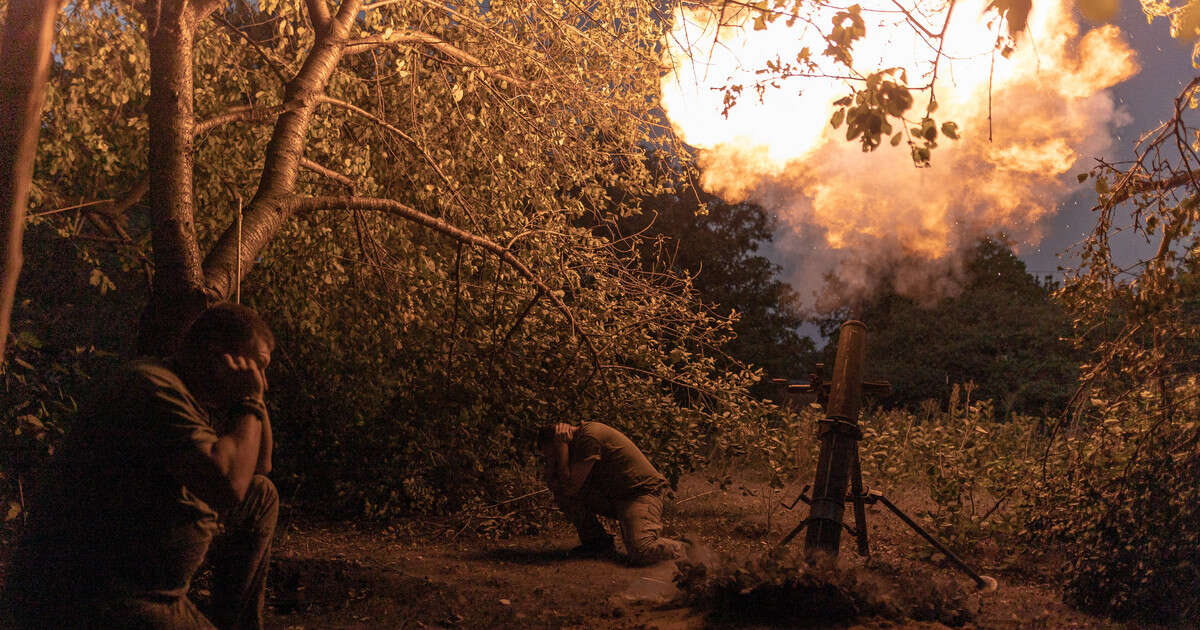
left=777, top=483, right=999, bottom=592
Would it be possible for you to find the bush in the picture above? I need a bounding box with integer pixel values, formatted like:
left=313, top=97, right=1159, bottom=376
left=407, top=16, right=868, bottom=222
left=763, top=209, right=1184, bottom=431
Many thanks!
left=1024, top=384, right=1200, bottom=624
left=855, top=385, right=1037, bottom=548
left=248, top=214, right=779, bottom=520
left=1061, top=443, right=1200, bottom=624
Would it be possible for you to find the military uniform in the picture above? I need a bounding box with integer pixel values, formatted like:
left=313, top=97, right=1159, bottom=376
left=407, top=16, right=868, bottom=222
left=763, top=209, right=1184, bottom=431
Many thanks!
left=5, top=360, right=277, bottom=629
left=553, top=422, right=686, bottom=564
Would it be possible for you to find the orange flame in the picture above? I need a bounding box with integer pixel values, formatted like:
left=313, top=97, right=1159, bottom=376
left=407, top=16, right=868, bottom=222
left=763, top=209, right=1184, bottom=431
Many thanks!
left=661, top=0, right=1138, bottom=308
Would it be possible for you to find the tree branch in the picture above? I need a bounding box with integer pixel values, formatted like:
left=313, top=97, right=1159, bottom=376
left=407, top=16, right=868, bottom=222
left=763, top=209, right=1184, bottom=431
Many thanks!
left=1100, top=170, right=1196, bottom=209
left=305, top=0, right=331, bottom=35
left=102, top=175, right=150, bottom=218
left=316, top=94, right=484, bottom=230
left=212, top=12, right=290, bottom=85
left=343, top=30, right=528, bottom=88
left=195, top=103, right=289, bottom=136
left=286, top=195, right=601, bottom=372
left=0, top=0, right=59, bottom=362
left=202, top=0, right=364, bottom=300
left=300, top=157, right=354, bottom=188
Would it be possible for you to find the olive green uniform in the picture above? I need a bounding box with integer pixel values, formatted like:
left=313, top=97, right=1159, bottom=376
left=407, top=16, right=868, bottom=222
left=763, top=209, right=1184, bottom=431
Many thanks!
left=5, top=360, right=277, bottom=629
left=554, top=422, right=686, bottom=564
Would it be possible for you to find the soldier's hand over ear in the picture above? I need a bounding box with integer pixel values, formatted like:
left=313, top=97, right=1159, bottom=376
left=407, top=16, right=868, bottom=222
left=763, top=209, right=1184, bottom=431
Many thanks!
left=219, top=353, right=266, bottom=404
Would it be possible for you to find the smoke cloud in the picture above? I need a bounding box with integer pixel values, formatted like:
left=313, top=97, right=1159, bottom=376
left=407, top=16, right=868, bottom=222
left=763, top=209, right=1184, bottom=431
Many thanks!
left=661, top=0, right=1138, bottom=312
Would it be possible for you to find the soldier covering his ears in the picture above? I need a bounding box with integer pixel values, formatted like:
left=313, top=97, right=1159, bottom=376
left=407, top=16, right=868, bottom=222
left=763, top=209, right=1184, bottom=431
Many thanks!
left=537, top=421, right=690, bottom=565
left=6, top=303, right=278, bottom=629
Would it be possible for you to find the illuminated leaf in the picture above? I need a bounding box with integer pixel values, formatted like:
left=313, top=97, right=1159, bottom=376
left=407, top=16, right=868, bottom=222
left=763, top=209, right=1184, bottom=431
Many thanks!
left=830, top=108, right=845, bottom=129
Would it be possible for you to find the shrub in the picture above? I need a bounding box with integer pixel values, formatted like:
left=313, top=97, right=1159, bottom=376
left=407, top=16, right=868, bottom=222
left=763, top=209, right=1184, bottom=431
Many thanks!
left=1029, top=384, right=1200, bottom=624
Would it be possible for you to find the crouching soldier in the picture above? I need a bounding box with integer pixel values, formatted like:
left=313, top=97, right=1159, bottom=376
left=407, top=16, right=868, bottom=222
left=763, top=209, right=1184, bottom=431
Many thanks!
left=5, top=303, right=278, bottom=629
left=538, top=422, right=688, bottom=565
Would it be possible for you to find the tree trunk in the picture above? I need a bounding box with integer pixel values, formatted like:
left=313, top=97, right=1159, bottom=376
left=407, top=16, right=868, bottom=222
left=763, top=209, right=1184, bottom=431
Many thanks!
left=201, top=0, right=362, bottom=299
left=137, top=1, right=213, bottom=356
left=0, top=0, right=59, bottom=364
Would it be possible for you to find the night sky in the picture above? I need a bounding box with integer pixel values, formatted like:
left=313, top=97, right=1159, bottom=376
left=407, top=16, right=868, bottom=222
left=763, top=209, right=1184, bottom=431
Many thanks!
left=1017, top=2, right=1194, bottom=278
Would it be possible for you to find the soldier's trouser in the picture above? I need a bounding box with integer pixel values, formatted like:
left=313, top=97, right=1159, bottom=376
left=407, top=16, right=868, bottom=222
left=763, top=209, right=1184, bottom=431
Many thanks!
left=11, top=475, right=279, bottom=630
left=205, top=474, right=279, bottom=630
left=554, top=488, right=686, bottom=565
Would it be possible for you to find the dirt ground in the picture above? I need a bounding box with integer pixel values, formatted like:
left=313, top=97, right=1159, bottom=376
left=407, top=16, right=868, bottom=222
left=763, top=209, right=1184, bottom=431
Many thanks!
left=261, top=475, right=1136, bottom=630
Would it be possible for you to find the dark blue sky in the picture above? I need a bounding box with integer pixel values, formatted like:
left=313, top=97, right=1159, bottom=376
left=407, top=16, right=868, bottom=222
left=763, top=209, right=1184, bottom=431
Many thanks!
left=1019, top=3, right=1194, bottom=277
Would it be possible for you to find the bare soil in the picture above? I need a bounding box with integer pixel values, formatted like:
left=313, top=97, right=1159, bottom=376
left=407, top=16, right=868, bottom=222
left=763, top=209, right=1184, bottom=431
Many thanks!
left=262, top=475, right=1134, bottom=630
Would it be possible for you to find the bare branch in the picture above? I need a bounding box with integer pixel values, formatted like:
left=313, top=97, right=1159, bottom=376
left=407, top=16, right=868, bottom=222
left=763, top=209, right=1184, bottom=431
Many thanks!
left=195, top=103, right=289, bottom=136
left=300, top=157, right=355, bottom=188
left=28, top=198, right=115, bottom=218
left=343, top=30, right=528, bottom=88
left=1099, top=170, right=1195, bottom=209
left=306, top=0, right=331, bottom=35
left=0, top=0, right=58, bottom=361
left=286, top=195, right=602, bottom=372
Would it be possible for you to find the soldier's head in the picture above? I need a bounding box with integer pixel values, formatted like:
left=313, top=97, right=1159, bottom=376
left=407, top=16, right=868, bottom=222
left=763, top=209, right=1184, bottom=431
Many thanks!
left=175, top=303, right=275, bottom=403
left=535, top=423, right=577, bottom=459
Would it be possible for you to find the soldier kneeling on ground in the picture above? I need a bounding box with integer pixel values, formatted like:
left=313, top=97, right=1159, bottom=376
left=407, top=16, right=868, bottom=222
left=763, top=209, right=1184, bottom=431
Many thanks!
left=5, top=303, right=278, bottom=629
left=537, top=421, right=691, bottom=565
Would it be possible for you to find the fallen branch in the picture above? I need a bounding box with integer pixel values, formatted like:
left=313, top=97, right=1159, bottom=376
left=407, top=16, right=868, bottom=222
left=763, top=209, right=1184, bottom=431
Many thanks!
left=481, top=487, right=549, bottom=510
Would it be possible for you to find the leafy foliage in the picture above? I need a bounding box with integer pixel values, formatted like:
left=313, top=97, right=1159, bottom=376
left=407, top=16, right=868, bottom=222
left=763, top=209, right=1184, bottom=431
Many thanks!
left=1043, top=67, right=1200, bottom=623
left=856, top=384, right=1037, bottom=548
left=712, top=0, right=981, bottom=165
left=6, top=0, right=788, bottom=518
left=1018, top=383, right=1200, bottom=624
left=626, top=189, right=816, bottom=386
left=0, top=228, right=132, bottom=527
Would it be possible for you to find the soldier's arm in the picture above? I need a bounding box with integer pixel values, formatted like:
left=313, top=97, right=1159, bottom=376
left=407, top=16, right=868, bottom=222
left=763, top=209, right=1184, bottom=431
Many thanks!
left=558, top=428, right=599, bottom=497
left=200, top=411, right=263, bottom=506
left=559, top=457, right=596, bottom=497
left=160, top=355, right=266, bottom=509
left=255, top=407, right=272, bottom=475
left=542, top=439, right=570, bottom=494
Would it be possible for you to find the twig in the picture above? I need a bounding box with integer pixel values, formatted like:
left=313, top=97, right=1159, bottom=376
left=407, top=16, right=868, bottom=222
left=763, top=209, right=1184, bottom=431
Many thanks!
left=481, top=487, right=549, bottom=510
left=674, top=489, right=716, bottom=505
left=28, top=199, right=114, bottom=218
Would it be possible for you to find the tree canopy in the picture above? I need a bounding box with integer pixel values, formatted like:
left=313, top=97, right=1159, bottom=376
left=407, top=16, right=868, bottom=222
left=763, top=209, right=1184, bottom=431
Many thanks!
left=4, top=0, right=789, bottom=515
left=629, top=189, right=816, bottom=386
left=818, top=238, right=1079, bottom=415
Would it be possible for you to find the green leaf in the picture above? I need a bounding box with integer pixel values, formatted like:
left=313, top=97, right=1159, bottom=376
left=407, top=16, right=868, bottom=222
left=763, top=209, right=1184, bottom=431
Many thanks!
left=890, top=132, right=903, bottom=146
left=16, top=331, right=42, bottom=348
left=830, top=108, right=845, bottom=129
